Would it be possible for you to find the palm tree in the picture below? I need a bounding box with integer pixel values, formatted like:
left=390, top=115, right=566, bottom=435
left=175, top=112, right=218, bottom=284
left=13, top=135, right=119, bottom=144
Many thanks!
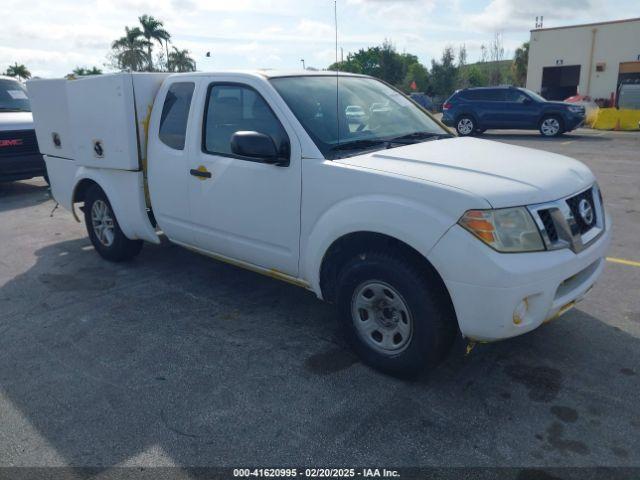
left=138, top=15, right=170, bottom=71
left=111, top=27, right=150, bottom=72
left=5, top=63, right=31, bottom=81
left=70, top=66, right=103, bottom=77
left=168, top=47, right=196, bottom=72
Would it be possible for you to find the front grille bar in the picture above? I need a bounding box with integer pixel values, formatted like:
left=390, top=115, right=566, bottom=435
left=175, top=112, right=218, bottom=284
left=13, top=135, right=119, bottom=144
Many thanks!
left=528, top=184, right=604, bottom=254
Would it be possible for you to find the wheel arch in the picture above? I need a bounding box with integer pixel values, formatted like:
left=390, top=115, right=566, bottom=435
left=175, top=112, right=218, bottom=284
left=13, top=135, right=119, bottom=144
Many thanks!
left=319, top=231, right=455, bottom=316
left=72, top=177, right=100, bottom=205
left=71, top=169, right=159, bottom=244
left=455, top=111, right=479, bottom=126
left=538, top=112, right=565, bottom=129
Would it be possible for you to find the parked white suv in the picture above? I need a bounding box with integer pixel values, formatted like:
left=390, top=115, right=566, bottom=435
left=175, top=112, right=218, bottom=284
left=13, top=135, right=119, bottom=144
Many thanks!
left=28, top=72, right=610, bottom=376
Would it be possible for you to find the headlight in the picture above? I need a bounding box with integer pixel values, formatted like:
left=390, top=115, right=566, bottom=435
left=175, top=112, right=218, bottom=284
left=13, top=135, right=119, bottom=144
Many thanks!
left=568, top=105, right=584, bottom=113
left=458, top=207, right=545, bottom=253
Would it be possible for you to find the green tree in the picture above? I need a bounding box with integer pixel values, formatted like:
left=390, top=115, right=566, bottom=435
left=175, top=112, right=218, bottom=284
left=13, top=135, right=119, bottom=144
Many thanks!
left=456, top=44, right=469, bottom=89
left=511, top=41, right=529, bottom=87
left=168, top=47, right=196, bottom=72
left=378, top=40, right=407, bottom=86
left=401, top=62, right=429, bottom=92
left=111, top=26, right=151, bottom=72
left=4, top=63, right=31, bottom=81
left=430, top=46, right=457, bottom=97
left=329, top=41, right=428, bottom=92
left=466, top=65, right=487, bottom=87
left=138, top=14, right=170, bottom=71
left=330, top=46, right=381, bottom=77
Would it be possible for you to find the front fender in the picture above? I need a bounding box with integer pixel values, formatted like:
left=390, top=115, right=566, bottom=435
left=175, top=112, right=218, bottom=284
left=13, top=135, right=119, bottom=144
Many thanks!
left=301, top=194, right=459, bottom=297
left=73, top=167, right=159, bottom=244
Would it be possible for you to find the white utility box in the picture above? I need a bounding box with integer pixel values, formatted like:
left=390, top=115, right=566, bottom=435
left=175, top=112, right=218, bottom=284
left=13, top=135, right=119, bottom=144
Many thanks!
left=28, top=73, right=168, bottom=171
left=27, top=78, right=76, bottom=160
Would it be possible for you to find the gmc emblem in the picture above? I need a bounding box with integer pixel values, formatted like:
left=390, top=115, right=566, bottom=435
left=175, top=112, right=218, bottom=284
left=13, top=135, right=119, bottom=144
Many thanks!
left=0, top=139, right=23, bottom=147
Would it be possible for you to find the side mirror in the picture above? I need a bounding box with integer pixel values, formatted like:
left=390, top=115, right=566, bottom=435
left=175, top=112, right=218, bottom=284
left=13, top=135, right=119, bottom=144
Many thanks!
left=230, top=131, right=289, bottom=166
left=523, top=97, right=533, bottom=105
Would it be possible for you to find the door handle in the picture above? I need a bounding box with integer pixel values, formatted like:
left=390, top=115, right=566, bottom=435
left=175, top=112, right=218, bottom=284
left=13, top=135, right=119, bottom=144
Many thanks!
left=190, top=167, right=212, bottom=179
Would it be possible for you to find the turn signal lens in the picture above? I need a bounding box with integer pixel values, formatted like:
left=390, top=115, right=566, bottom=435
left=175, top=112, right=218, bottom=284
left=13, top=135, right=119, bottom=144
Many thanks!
left=459, top=207, right=545, bottom=253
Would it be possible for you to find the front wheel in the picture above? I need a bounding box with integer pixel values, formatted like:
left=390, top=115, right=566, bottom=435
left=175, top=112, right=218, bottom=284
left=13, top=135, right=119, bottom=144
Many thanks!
left=84, top=185, right=143, bottom=262
left=539, top=116, right=564, bottom=137
left=335, top=251, right=456, bottom=377
left=455, top=116, right=476, bottom=136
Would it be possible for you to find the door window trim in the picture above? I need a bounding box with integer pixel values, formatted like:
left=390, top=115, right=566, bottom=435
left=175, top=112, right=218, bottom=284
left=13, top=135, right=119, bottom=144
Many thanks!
left=201, top=81, right=291, bottom=163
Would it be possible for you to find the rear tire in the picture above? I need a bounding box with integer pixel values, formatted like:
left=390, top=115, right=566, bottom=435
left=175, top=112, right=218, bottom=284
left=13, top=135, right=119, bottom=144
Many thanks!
left=335, top=251, right=456, bottom=378
left=455, top=115, right=476, bottom=136
left=84, top=185, right=143, bottom=262
left=539, top=115, right=564, bottom=137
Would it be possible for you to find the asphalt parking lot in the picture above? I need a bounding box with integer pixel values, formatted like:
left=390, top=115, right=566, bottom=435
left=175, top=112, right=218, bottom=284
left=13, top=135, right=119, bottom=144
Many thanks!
left=0, top=128, right=639, bottom=471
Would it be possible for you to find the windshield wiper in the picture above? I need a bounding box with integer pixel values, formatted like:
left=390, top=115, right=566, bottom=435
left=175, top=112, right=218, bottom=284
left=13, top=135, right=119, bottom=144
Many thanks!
left=328, top=132, right=453, bottom=159
left=386, top=131, right=453, bottom=144
left=329, top=138, right=388, bottom=157
left=0, top=107, right=29, bottom=112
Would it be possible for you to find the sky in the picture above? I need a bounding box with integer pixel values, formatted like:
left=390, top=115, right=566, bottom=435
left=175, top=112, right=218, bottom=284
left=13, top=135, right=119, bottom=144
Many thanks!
left=1, top=0, right=638, bottom=78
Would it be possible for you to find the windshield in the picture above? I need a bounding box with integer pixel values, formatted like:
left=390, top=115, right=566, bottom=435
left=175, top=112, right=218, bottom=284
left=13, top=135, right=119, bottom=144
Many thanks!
left=0, top=79, right=31, bottom=112
left=270, top=75, right=449, bottom=159
left=520, top=88, right=547, bottom=103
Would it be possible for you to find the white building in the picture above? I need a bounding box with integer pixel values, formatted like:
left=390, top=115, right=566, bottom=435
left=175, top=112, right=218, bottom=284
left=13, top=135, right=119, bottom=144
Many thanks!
left=526, top=17, right=640, bottom=102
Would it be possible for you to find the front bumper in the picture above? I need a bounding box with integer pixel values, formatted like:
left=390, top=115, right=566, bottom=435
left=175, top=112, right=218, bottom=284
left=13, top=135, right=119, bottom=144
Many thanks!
left=427, top=214, right=611, bottom=341
left=0, top=153, right=46, bottom=181
left=565, top=113, right=585, bottom=131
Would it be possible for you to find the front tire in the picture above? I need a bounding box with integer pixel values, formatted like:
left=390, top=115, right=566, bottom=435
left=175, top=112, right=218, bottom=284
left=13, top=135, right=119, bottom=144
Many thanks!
left=335, top=251, right=456, bottom=378
left=539, top=115, right=564, bottom=137
left=84, top=185, right=143, bottom=262
left=455, top=116, right=476, bottom=136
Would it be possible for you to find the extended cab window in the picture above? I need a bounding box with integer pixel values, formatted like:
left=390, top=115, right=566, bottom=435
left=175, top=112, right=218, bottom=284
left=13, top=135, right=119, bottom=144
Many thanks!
left=203, top=84, right=289, bottom=159
left=159, top=82, right=194, bottom=150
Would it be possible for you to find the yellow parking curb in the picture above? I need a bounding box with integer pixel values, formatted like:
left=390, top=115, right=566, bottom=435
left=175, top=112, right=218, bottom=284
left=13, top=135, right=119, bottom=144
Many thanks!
left=607, top=257, right=640, bottom=268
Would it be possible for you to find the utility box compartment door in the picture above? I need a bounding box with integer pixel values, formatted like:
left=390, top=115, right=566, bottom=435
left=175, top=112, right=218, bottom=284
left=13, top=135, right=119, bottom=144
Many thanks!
left=67, top=74, right=140, bottom=170
left=27, top=78, right=76, bottom=160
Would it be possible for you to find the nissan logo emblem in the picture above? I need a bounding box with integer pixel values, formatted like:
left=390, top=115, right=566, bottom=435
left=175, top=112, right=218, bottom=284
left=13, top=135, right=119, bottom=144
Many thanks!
left=578, top=198, right=594, bottom=226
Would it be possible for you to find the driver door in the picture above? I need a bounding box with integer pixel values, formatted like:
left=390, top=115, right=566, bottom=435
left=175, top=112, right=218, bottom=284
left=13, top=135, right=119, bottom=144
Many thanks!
left=186, top=77, right=302, bottom=276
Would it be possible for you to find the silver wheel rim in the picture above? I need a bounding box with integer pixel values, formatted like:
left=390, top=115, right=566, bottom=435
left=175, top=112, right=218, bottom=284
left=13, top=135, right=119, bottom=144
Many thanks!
left=457, top=118, right=474, bottom=135
left=351, top=281, right=413, bottom=355
left=541, top=118, right=560, bottom=136
left=91, top=199, right=115, bottom=247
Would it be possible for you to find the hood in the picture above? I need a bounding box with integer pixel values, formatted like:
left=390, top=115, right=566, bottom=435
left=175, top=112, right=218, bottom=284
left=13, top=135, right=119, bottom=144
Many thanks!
left=0, top=111, right=34, bottom=131
left=337, top=137, right=595, bottom=208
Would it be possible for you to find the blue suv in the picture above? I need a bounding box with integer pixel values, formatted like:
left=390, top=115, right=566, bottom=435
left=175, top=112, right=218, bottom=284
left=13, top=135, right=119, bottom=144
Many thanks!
left=442, top=86, right=585, bottom=137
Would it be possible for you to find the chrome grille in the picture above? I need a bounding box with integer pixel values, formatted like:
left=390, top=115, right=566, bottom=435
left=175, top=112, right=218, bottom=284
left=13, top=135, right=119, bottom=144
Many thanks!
left=566, top=188, right=596, bottom=234
left=528, top=184, right=605, bottom=254
left=538, top=209, right=558, bottom=242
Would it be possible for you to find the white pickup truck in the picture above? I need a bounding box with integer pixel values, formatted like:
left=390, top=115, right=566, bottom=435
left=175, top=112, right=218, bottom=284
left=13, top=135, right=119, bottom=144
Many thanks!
left=27, top=71, right=610, bottom=376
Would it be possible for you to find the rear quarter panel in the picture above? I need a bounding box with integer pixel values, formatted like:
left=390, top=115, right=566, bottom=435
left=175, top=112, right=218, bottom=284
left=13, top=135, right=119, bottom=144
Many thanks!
left=45, top=155, right=159, bottom=244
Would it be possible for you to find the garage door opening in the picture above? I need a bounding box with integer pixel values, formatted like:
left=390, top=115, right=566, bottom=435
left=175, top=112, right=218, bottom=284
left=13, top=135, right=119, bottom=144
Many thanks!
left=541, top=65, right=581, bottom=100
